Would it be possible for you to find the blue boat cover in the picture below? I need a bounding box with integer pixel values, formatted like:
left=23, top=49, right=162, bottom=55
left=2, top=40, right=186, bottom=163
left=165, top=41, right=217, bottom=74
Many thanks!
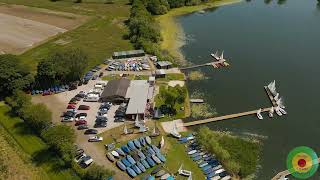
left=137, top=162, right=146, bottom=172
left=121, top=145, right=130, bottom=154
left=116, top=161, right=126, bottom=171
left=131, top=164, right=142, bottom=174
left=141, top=159, right=150, bottom=169
left=128, top=141, right=137, bottom=150
left=126, top=167, right=137, bottom=177
left=146, top=157, right=155, bottom=167
left=147, top=176, right=155, bottom=180
left=133, top=139, right=141, bottom=148
left=127, top=155, right=136, bottom=165
left=139, top=137, right=146, bottom=146
left=156, top=153, right=166, bottom=162
left=121, top=158, right=131, bottom=167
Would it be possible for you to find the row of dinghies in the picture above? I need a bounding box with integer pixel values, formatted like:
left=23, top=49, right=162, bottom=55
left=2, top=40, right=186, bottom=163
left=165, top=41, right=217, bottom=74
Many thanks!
left=257, top=80, right=288, bottom=120
left=106, top=136, right=170, bottom=179
left=186, top=139, right=231, bottom=180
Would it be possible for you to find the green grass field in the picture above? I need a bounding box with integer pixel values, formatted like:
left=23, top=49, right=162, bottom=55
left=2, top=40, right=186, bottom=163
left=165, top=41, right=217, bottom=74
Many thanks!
left=0, top=102, right=80, bottom=180
left=0, top=0, right=133, bottom=71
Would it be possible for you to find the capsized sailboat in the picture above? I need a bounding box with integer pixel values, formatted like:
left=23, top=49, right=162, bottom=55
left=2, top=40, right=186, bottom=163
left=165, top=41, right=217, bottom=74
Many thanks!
left=171, top=122, right=181, bottom=138
left=256, top=108, right=263, bottom=120
left=269, top=106, right=274, bottom=118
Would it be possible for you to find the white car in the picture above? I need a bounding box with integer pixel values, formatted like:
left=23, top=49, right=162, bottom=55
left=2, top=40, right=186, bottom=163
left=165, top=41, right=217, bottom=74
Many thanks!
left=61, top=117, right=74, bottom=122
left=76, top=116, right=86, bottom=121
left=74, top=153, right=87, bottom=163
left=88, top=136, right=103, bottom=142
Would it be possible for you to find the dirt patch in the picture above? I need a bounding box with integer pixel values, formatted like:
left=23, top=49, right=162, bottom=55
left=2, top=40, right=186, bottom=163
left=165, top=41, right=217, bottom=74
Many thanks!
left=161, top=119, right=187, bottom=134
left=0, top=4, right=88, bottom=30
left=0, top=4, right=88, bottom=54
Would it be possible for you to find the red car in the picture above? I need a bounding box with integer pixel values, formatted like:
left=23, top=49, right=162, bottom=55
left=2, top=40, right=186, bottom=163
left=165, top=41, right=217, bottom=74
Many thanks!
left=75, top=120, right=87, bottom=126
left=67, top=104, right=76, bottom=109
left=78, top=105, right=90, bottom=110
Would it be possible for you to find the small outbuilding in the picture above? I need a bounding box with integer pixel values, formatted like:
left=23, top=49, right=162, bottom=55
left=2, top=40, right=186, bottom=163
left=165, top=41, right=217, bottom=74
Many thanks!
left=156, top=61, right=172, bottom=69
left=154, top=69, right=166, bottom=78
left=112, top=50, right=145, bottom=59
left=100, top=79, right=130, bottom=103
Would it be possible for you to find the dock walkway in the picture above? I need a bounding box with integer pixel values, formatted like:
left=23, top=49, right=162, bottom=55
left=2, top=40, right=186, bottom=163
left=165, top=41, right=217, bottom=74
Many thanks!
left=184, top=107, right=271, bottom=127
left=264, top=86, right=277, bottom=107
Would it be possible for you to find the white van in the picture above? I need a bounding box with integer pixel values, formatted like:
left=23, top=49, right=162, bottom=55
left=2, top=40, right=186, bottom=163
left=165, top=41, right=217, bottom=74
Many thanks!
left=96, top=81, right=107, bottom=87
left=84, top=94, right=99, bottom=102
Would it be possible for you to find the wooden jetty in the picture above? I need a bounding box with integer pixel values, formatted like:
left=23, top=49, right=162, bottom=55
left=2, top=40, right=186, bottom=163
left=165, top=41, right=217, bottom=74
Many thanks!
left=179, top=63, right=211, bottom=70
left=190, top=99, right=204, bottom=103
left=264, top=86, right=277, bottom=107
left=184, top=107, right=271, bottom=127
left=271, top=158, right=320, bottom=180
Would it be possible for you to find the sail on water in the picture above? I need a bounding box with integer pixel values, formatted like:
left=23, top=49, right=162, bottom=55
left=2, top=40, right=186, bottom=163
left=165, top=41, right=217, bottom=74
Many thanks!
left=267, top=80, right=277, bottom=95
left=277, top=97, right=285, bottom=109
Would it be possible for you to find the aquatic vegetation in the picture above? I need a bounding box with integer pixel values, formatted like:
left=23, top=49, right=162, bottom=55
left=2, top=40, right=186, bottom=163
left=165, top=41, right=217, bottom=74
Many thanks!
left=188, top=70, right=207, bottom=80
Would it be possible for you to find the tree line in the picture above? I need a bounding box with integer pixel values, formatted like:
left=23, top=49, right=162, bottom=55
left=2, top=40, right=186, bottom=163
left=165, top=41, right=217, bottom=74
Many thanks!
left=0, top=48, right=89, bottom=98
left=128, top=0, right=210, bottom=64
left=5, top=91, right=113, bottom=179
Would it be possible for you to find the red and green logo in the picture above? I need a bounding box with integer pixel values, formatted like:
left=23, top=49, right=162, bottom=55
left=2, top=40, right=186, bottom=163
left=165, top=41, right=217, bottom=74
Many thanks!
left=286, top=146, right=318, bottom=179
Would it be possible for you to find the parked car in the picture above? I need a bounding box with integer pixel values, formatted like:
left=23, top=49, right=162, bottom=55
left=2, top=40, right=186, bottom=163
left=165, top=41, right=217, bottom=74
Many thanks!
left=75, top=149, right=84, bottom=157
left=88, top=136, right=103, bottom=142
left=84, top=129, right=98, bottom=134
left=67, top=104, right=76, bottom=109
left=77, top=124, right=89, bottom=130
left=98, top=108, right=108, bottom=114
left=43, top=91, right=52, bottom=96
left=74, top=153, right=87, bottom=163
left=75, top=113, right=87, bottom=118
left=78, top=105, right=90, bottom=110
left=94, top=121, right=107, bottom=128
left=114, top=116, right=125, bottom=122
left=73, top=96, right=82, bottom=101
left=79, top=156, right=93, bottom=168
left=92, top=75, right=98, bottom=80
left=61, top=116, right=74, bottom=122
left=75, top=120, right=87, bottom=126
left=96, top=115, right=108, bottom=121
left=63, top=111, right=76, bottom=118
left=99, top=72, right=103, bottom=77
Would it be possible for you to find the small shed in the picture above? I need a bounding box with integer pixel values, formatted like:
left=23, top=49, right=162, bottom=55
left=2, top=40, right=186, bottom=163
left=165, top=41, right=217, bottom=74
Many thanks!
left=156, top=61, right=172, bottom=69
left=154, top=70, right=166, bottom=78
left=112, top=50, right=145, bottom=59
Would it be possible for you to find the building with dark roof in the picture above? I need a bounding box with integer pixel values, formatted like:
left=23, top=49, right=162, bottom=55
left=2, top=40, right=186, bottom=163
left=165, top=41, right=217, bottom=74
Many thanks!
left=156, top=61, right=172, bottom=69
left=100, top=79, right=130, bottom=103
left=112, top=50, right=145, bottom=59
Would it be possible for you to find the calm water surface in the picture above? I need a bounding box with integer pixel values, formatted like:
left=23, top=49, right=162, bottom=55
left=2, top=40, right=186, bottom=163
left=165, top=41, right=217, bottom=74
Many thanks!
left=178, top=0, right=320, bottom=179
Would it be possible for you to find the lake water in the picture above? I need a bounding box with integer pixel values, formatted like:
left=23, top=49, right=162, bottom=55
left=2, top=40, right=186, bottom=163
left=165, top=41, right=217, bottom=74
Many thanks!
left=178, top=0, right=320, bottom=179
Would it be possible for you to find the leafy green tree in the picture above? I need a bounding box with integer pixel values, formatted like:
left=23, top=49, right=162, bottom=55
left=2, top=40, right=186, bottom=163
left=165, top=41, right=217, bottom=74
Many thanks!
left=41, top=125, right=76, bottom=163
left=22, top=103, right=52, bottom=134
left=36, top=48, right=88, bottom=88
left=5, top=90, right=32, bottom=116
left=147, top=0, right=169, bottom=15
left=167, top=0, right=185, bottom=8
left=0, top=55, right=33, bottom=96
left=83, top=164, right=114, bottom=180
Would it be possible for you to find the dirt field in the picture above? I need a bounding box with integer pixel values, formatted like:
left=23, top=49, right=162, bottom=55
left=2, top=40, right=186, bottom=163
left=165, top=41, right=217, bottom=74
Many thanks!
left=0, top=4, right=87, bottom=54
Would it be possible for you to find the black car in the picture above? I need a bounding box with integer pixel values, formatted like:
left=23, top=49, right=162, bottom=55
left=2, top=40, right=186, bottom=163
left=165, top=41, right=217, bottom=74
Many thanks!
left=114, top=116, right=124, bottom=122
left=99, top=72, right=103, bottom=77
left=64, top=111, right=75, bottom=117
left=77, top=124, right=89, bottom=130
left=73, top=96, right=82, bottom=101
left=94, top=122, right=107, bottom=128
left=84, top=129, right=98, bottom=135
left=92, top=75, right=98, bottom=80
left=75, top=93, right=85, bottom=98
left=76, top=113, right=87, bottom=118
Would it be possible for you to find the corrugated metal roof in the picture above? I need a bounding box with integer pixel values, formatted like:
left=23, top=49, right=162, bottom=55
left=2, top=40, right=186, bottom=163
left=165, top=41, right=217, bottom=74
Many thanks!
left=156, top=61, right=172, bottom=67
left=101, top=79, right=130, bottom=98
left=125, top=80, right=149, bottom=114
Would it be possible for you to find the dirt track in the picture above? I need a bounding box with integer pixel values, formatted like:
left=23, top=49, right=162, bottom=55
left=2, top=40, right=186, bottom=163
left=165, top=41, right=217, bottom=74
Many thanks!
left=0, top=4, right=87, bottom=54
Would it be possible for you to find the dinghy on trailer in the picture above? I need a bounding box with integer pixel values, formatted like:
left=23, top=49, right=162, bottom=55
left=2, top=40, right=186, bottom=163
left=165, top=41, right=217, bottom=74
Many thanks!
left=152, top=155, right=162, bottom=164
left=139, top=137, right=146, bottom=146
left=116, top=161, right=126, bottom=171
left=159, top=136, right=165, bottom=148
left=155, top=170, right=166, bottom=177
left=141, top=159, right=150, bottom=169
left=115, top=148, right=125, bottom=156
left=145, top=136, right=152, bottom=145
left=106, top=153, right=115, bottom=162
left=134, top=139, right=142, bottom=149
left=156, top=153, right=166, bottom=162
left=178, top=164, right=192, bottom=177
left=126, top=167, right=137, bottom=177
left=121, top=145, right=130, bottom=154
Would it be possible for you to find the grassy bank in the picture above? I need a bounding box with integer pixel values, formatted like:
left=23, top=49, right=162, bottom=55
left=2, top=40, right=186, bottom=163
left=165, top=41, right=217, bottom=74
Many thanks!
left=0, top=102, right=79, bottom=180
left=197, top=127, right=261, bottom=178
left=156, top=0, right=242, bottom=62
left=0, top=0, right=133, bottom=71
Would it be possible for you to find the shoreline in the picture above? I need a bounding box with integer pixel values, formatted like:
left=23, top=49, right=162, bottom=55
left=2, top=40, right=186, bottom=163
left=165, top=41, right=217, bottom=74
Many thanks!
left=156, top=0, right=242, bottom=64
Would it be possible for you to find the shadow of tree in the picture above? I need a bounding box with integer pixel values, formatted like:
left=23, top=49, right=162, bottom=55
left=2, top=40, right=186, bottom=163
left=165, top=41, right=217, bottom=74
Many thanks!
left=32, top=147, right=68, bottom=173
